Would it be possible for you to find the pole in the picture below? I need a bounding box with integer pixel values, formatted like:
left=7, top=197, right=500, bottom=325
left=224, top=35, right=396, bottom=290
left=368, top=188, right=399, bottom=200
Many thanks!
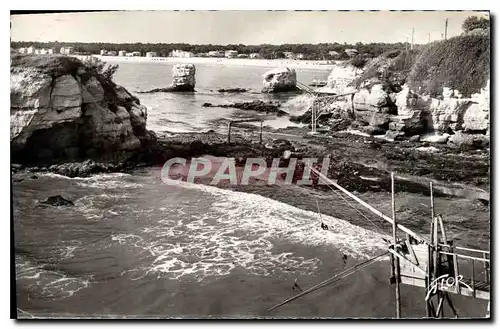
left=428, top=32, right=431, bottom=43
left=426, top=201, right=434, bottom=317
left=227, top=122, right=232, bottom=144
left=430, top=182, right=435, bottom=223
left=391, top=172, right=401, bottom=318
left=259, top=120, right=263, bottom=144
left=444, top=18, right=448, bottom=40
left=411, top=28, right=415, bottom=50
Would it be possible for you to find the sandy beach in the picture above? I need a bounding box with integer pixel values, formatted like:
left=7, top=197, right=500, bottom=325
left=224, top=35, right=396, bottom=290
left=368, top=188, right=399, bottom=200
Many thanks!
left=73, top=54, right=339, bottom=71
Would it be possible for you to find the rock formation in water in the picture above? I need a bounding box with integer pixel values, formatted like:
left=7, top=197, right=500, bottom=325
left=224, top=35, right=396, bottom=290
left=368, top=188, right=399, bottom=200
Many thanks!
left=10, top=54, right=157, bottom=164
left=171, top=63, right=196, bottom=91
left=262, top=67, right=299, bottom=93
left=39, top=195, right=75, bottom=207
left=139, top=63, right=196, bottom=93
left=202, top=100, right=287, bottom=116
left=217, top=88, right=248, bottom=93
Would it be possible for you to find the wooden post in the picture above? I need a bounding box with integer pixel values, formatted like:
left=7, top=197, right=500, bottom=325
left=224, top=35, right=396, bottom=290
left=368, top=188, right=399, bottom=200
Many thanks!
left=227, top=121, right=232, bottom=144
left=453, top=253, right=460, bottom=294
left=438, top=215, right=447, bottom=245
left=433, top=216, right=439, bottom=280
left=259, top=120, right=263, bottom=144
left=436, top=295, right=445, bottom=317
left=483, top=252, right=489, bottom=284
left=471, top=259, right=476, bottom=298
left=426, top=216, right=433, bottom=317
left=391, top=172, right=401, bottom=318
left=430, top=182, right=435, bottom=224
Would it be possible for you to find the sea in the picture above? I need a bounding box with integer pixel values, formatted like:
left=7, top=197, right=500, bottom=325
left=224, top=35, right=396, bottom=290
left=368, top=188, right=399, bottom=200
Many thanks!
left=13, top=61, right=489, bottom=318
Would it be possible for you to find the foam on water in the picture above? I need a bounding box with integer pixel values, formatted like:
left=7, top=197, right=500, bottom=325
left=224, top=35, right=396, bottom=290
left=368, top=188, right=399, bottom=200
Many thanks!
left=16, top=256, right=92, bottom=300
left=107, top=179, right=387, bottom=282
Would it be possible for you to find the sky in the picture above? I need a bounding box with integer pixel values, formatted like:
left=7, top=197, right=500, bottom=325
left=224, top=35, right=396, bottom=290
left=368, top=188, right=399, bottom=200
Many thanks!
left=11, top=10, right=489, bottom=45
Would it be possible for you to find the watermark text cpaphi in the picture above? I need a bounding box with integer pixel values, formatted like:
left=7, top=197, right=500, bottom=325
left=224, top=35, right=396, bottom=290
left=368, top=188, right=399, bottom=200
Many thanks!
left=160, top=157, right=331, bottom=186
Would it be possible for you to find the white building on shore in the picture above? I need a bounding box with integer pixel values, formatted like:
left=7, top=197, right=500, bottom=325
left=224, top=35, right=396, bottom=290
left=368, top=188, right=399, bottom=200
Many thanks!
left=118, top=50, right=127, bottom=56
left=208, top=50, right=224, bottom=57
left=60, top=46, right=74, bottom=55
left=170, top=50, right=193, bottom=58
left=225, top=50, right=238, bottom=58
left=249, top=53, right=261, bottom=59
left=146, top=51, right=158, bottom=57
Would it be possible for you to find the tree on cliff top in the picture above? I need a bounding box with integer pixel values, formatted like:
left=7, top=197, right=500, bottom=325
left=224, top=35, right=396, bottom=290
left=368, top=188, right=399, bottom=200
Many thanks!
left=83, top=57, right=119, bottom=80
left=462, top=16, right=490, bottom=33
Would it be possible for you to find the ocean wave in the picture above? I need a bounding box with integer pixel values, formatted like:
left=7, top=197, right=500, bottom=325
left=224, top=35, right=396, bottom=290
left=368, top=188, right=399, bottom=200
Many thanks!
left=16, top=256, right=92, bottom=300
left=108, top=181, right=387, bottom=282
left=39, top=172, right=131, bottom=180
left=180, top=182, right=388, bottom=256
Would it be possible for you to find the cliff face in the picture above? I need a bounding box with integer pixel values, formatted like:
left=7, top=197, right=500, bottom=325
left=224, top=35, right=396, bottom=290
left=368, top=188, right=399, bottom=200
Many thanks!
left=305, top=58, right=489, bottom=147
left=10, top=55, right=154, bottom=164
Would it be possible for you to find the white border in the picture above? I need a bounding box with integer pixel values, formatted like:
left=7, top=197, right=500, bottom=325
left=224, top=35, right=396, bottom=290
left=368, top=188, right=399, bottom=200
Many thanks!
left=3, top=1, right=498, bottom=328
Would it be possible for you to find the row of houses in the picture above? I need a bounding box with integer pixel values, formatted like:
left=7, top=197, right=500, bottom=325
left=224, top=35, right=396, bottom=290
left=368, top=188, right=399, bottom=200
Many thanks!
left=100, top=49, right=145, bottom=57
left=16, top=46, right=357, bottom=60
left=17, top=46, right=76, bottom=55
left=171, top=49, right=262, bottom=59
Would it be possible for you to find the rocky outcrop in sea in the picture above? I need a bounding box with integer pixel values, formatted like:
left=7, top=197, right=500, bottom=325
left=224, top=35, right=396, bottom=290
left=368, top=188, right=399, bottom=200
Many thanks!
left=139, top=63, right=196, bottom=93
left=10, top=54, right=157, bottom=164
left=262, top=67, right=300, bottom=93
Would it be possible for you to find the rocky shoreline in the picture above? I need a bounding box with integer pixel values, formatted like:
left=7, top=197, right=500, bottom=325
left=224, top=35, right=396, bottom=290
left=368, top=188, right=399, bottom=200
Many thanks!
left=12, top=128, right=489, bottom=203
left=10, top=54, right=489, bottom=203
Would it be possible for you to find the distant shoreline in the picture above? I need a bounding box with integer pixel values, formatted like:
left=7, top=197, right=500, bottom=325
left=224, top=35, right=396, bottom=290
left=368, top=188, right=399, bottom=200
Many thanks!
left=72, top=54, right=339, bottom=71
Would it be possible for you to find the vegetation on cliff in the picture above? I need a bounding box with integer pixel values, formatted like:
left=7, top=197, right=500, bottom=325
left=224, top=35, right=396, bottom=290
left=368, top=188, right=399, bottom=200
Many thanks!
left=351, top=32, right=489, bottom=98
left=407, top=34, right=490, bottom=97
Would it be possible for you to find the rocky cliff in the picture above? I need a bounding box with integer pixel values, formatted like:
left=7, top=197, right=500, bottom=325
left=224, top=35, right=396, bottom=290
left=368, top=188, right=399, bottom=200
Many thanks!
left=298, top=58, right=489, bottom=149
left=10, top=54, right=156, bottom=164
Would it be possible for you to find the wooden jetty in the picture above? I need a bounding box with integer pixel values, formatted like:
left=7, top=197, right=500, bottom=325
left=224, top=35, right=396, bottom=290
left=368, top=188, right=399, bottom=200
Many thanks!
left=268, top=168, right=490, bottom=318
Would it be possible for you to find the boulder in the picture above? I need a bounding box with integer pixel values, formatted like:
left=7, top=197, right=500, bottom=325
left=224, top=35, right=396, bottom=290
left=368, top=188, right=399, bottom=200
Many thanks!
left=10, top=70, right=52, bottom=109
left=262, top=67, right=298, bottom=93
left=464, top=80, right=489, bottom=131
left=409, top=135, right=420, bottom=143
left=447, top=131, right=490, bottom=149
left=361, top=126, right=386, bottom=136
left=84, top=76, right=105, bottom=102
left=321, top=63, right=360, bottom=94
left=172, top=64, right=196, bottom=91
left=385, top=130, right=405, bottom=141
left=354, top=110, right=391, bottom=130
left=51, top=75, right=83, bottom=109
left=353, top=84, right=391, bottom=111
left=420, top=133, right=450, bottom=144
left=40, top=195, right=74, bottom=207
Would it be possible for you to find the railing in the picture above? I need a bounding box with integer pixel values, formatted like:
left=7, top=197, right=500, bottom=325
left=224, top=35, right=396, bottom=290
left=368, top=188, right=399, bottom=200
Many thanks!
left=437, top=244, right=490, bottom=298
